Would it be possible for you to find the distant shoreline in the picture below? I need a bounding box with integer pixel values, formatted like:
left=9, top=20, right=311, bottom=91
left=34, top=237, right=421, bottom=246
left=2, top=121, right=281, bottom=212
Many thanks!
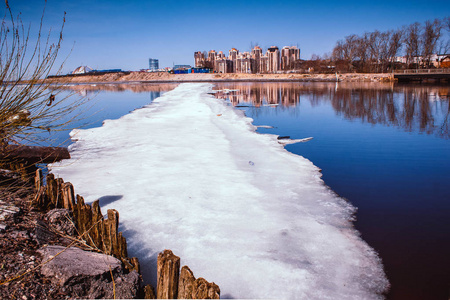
left=44, top=71, right=394, bottom=84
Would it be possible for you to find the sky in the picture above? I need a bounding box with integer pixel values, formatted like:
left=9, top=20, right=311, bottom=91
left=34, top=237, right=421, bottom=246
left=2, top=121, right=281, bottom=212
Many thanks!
left=2, top=0, right=449, bottom=73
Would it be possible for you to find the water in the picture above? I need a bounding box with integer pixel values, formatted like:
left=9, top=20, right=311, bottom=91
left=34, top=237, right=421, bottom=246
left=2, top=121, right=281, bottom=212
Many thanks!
left=213, top=82, right=450, bottom=300
left=51, top=82, right=449, bottom=299
left=44, top=83, right=178, bottom=146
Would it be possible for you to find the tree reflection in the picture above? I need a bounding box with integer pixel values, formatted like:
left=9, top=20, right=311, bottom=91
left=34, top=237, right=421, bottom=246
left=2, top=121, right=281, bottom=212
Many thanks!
left=213, top=82, right=450, bottom=139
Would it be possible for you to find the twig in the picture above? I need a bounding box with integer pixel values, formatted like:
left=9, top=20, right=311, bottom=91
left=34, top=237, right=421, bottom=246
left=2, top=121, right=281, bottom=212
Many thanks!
left=109, top=265, right=116, bottom=299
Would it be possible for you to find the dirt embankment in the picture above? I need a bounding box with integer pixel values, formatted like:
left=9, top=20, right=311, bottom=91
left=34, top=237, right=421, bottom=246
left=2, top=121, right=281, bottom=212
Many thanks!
left=46, top=72, right=394, bottom=84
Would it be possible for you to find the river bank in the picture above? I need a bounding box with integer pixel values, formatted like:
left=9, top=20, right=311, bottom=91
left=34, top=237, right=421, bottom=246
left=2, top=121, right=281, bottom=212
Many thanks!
left=46, top=71, right=394, bottom=84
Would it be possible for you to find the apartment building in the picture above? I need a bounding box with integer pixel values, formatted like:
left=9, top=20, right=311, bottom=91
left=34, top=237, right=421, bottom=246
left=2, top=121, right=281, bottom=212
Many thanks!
left=195, top=45, right=300, bottom=73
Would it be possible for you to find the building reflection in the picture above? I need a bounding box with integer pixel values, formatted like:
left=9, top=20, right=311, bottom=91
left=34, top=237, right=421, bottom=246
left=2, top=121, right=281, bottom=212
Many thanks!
left=55, top=82, right=449, bottom=138
left=53, top=83, right=179, bottom=96
left=213, top=82, right=449, bottom=138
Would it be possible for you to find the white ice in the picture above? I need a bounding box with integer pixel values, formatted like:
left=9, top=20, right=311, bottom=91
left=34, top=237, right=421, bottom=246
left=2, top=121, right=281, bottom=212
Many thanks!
left=51, top=83, right=389, bottom=299
left=278, top=137, right=314, bottom=145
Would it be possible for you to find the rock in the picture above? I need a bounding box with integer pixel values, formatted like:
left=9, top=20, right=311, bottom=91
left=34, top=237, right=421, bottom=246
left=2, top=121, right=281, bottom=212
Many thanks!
left=87, top=270, right=140, bottom=299
left=44, top=208, right=76, bottom=236
left=38, top=245, right=122, bottom=286
left=0, top=223, right=8, bottom=232
left=38, top=245, right=140, bottom=299
left=0, top=201, right=21, bottom=222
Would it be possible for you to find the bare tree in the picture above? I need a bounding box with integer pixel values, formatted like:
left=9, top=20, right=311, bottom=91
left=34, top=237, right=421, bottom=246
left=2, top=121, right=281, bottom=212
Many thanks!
left=387, top=29, right=403, bottom=70
left=422, top=19, right=443, bottom=68
left=404, top=23, right=421, bottom=68
left=0, top=0, right=87, bottom=179
left=368, top=31, right=383, bottom=72
left=355, top=33, right=370, bottom=72
left=0, top=2, right=78, bottom=147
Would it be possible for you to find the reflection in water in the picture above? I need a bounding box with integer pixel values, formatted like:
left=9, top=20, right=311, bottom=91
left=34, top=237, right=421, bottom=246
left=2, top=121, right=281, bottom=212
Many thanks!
left=52, top=82, right=180, bottom=96
left=46, top=83, right=180, bottom=146
left=213, top=83, right=450, bottom=138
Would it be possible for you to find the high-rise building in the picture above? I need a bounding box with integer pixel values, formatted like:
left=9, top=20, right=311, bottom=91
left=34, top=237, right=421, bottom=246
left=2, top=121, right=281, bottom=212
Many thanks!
left=195, top=44, right=300, bottom=74
left=259, top=55, right=269, bottom=73
left=215, top=58, right=232, bottom=73
left=251, top=46, right=263, bottom=74
left=229, top=48, right=239, bottom=72
left=194, top=51, right=205, bottom=68
left=281, top=46, right=300, bottom=70
left=149, top=58, right=159, bottom=71
left=207, top=50, right=217, bottom=71
left=267, top=46, right=280, bottom=73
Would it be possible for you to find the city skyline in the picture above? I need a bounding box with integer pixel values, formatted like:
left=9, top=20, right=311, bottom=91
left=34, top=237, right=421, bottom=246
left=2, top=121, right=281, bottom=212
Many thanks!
left=194, top=45, right=300, bottom=73
left=3, top=0, right=449, bottom=74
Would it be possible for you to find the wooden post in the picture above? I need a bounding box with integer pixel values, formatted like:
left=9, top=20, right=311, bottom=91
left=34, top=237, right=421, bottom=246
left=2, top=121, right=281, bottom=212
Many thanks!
left=130, top=257, right=140, bottom=273
left=157, top=250, right=180, bottom=299
left=62, top=182, right=75, bottom=210
left=74, top=195, right=85, bottom=233
left=80, top=203, right=93, bottom=244
left=90, top=200, right=104, bottom=249
left=118, top=232, right=128, bottom=258
left=55, top=178, right=64, bottom=208
left=46, top=174, right=58, bottom=207
left=178, top=266, right=220, bottom=299
left=192, top=278, right=220, bottom=299
left=107, top=209, right=120, bottom=256
left=35, top=169, right=42, bottom=191
left=178, top=266, right=195, bottom=299
left=144, top=285, right=156, bottom=299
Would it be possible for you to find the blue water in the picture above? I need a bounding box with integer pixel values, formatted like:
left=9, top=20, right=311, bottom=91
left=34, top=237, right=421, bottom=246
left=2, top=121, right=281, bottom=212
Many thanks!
left=43, top=84, right=177, bottom=146
left=214, top=82, right=450, bottom=300
left=49, top=82, right=449, bottom=300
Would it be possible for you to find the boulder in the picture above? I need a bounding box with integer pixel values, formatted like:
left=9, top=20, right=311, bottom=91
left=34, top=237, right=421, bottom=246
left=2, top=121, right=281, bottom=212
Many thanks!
left=38, top=245, right=140, bottom=299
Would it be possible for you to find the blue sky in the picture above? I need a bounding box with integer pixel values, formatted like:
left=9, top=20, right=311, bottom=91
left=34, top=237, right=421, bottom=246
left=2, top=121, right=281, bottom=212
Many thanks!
left=3, top=0, right=449, bottom=73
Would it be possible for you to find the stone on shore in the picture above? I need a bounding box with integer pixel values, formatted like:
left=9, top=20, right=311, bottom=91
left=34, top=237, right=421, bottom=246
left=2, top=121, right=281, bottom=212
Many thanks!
left=38, top=245, right=139, bottom=299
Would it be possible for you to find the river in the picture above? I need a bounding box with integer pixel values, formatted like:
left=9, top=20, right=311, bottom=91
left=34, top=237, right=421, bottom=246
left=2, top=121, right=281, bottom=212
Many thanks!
left=51, top=81, right=450, bottom=299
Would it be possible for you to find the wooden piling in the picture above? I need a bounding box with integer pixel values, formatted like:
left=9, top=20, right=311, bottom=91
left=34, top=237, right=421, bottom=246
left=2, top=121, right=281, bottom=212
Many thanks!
left=90, top=200, right=104, bottom=249
left=35, top=169, right=42, bottom=191
left=178, top=266, right=196, bottom=299
left=178, top=266, right=220, bottom=299
left=157, top=250, right=180, bottom=299
left=46, top=174, right=58, bottom=207
left=62, top=182, right=75, bottom=210
left=144, top=285, right=156, bottom=299
left=130, top=257, right=140, bottom=273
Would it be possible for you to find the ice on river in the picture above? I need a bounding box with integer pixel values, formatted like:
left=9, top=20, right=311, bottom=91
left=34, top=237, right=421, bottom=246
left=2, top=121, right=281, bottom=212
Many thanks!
left=51, top=83, right=388, bottom=299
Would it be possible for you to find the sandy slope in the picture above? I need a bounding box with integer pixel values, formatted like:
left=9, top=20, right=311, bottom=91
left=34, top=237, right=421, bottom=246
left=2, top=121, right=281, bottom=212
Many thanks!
left=47, top=71, right=393, bottom=84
